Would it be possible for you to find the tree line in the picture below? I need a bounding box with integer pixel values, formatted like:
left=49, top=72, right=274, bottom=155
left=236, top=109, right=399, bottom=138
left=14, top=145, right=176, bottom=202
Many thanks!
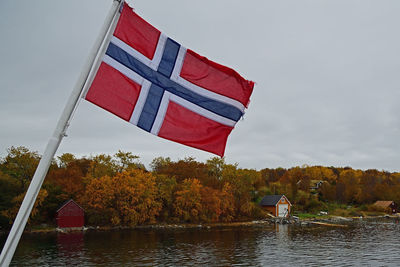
left=0, top=146, right=399, bottom=229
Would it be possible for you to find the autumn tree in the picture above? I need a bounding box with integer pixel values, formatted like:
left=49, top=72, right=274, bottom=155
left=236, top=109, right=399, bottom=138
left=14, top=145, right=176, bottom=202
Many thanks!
left=373, top=182, right=392, bottom=202
left=219, top=182, right=235, bottom=222
left=155, top=174, right=177, bottom=221
left=304, top=166, right=337, bottom=184
left=83, top=169, right=161, bottom=226
left=154, top=157, right=208, bottom=184
left=321, top=167, right=338, bottom=183
left=205, top=157, right=225, bottom=188
left=174, top=178, right=203, bottom=222
left=221, top=165, right=259, bottom=218
left=200, top=186, right=222, bottom=222
left=86, top=154, right=118, bottom=179
left=0, top=146, right=41, bottom=191
left=260, top=167, right=287, bottom=185
left=319, top=182, right=336, bottom=202
left=390, top=173, right=400, bottom=204
left=46, top=159, right=88, bottom=200
left=281, top=167, right=303, bottom=201
left=114, top=150, right=144, bottom=172
left=1, top=189, right=48, bottom=225
left=150, top=157, right=172, bottom=173
left=0, top=171, right=20, bottom=228
left=357, top=169, right=380, bottom=203
left=336, top=169, right=361, bottom=204
left=57, top=153, right=76, bottom=168
left=0, top=147, right=53, bottom=226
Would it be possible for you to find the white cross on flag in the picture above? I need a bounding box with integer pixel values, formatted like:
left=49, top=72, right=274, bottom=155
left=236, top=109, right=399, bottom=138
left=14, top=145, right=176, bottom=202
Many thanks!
left=85, top=3, right=254, bottom=156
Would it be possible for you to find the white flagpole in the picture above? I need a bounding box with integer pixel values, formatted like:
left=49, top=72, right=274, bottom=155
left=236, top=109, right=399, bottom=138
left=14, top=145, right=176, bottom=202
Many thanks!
left=0, top=1, right=123, bottom=266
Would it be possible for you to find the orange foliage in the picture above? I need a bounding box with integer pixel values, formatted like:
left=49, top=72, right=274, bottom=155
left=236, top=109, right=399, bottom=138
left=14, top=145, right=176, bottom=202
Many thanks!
left=46, top=161, right=86, bottom=200
left=174, top=178, right=203, bottom=222
left=200, top=186, right=222, bottom=222
left=154, top=157, right=208, bottom=183
left=82, top=169, right=161, bottom=226
left=5, top=147, right=400, bottom=227
left=219, top=183, right=235, bottom=222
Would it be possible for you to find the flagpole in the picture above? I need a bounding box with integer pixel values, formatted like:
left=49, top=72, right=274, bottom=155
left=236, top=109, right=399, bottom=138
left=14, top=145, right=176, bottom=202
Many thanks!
left=0, top=1, right=123, bottom=266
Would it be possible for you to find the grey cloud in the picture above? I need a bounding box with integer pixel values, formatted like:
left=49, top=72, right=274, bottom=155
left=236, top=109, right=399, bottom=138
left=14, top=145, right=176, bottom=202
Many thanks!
left=1, top=0, right=400, bottom=171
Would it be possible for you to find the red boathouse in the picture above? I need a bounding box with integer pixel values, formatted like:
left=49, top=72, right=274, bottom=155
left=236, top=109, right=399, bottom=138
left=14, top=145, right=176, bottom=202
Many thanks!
left=56, top=199, right=84, bottom=228
left=260, top=195, right=292, bottom=217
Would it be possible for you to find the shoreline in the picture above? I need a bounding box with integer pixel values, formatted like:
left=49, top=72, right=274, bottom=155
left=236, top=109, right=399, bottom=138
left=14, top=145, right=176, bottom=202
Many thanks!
left=1, top=214, right=399, bottom=235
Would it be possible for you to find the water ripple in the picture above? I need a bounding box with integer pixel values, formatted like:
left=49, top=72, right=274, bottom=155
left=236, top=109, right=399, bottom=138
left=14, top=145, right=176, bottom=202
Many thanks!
left=1, top=221, right=400, bottom=266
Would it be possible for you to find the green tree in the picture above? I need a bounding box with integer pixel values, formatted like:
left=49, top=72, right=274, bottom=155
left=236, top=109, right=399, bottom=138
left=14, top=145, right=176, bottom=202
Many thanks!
left=0, top=171, right=20, bottom=228
left=114, top=150, right=144, bottom=172
left=205, top=157, right=225, bottom=188
left=57, top=153, right=76, bottom=168
left=1, top=146, right=41, bottom=190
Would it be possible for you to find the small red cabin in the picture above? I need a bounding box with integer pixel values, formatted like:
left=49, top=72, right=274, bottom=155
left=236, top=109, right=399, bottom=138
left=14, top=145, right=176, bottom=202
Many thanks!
left=56, top=199, right=84, bottom=228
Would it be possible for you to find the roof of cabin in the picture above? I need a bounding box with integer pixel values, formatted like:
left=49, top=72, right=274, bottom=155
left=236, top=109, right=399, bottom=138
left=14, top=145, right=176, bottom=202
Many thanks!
left=260, top=195, right=290, bottom=206
left=56, top=199, right=84, bottom=213
left=373, top=201, right=394, bottom=208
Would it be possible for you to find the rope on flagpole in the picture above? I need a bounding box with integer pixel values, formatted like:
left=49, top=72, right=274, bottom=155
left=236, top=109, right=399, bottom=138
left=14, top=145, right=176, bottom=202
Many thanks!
left=0, top=1, right=123, bottom=266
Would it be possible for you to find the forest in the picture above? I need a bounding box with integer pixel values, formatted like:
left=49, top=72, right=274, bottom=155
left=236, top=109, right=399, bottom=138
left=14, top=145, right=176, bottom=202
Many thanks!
left=0, top=146, right=399, bottom=229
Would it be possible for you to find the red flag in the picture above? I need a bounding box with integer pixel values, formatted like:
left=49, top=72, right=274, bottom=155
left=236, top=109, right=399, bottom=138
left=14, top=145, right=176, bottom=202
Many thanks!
left=86, top=3, right=254, bottom=156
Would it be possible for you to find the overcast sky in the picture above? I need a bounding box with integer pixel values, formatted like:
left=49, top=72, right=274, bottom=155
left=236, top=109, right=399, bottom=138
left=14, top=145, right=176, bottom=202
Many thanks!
left=1, top=0, right=400, bottom=171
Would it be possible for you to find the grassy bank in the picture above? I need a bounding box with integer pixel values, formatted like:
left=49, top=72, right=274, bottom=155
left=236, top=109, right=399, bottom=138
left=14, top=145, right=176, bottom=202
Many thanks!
left=293, top=201, right=394, bottom=219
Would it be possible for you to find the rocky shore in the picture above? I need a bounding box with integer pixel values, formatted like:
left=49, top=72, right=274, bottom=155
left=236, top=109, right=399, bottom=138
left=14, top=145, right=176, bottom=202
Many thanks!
left=1, top=214, right=399, bottom=235
left=66, top=214, right=400, bottom=232
left=275, top=214, right=400, bottom=227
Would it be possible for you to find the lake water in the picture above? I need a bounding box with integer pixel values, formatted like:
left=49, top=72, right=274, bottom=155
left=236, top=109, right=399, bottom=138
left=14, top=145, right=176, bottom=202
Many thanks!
left=1, top=220, right=400, bottom=266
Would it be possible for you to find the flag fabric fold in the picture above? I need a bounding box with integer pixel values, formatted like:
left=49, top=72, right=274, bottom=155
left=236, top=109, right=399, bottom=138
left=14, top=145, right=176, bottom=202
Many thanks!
left=85, top=3, right=254, bottom=156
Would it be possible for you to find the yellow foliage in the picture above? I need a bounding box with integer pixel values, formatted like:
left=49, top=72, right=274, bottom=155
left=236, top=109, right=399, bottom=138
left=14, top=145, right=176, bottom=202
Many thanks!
left=174, top=178, right=203, bottom=222
left=219, top=183, right=235, bottom=222
left=82, top=169, right=161, bottom=226
left=1, top=189, right=48, bottom=224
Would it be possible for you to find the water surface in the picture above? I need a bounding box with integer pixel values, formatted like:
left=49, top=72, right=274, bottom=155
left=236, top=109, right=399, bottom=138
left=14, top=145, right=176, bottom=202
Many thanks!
left=1, top=221, right=400, bottom=266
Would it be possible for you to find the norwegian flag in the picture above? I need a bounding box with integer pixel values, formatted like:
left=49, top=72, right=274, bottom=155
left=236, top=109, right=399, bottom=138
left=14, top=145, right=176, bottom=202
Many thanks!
left=85, top=3, right=254, bottom=156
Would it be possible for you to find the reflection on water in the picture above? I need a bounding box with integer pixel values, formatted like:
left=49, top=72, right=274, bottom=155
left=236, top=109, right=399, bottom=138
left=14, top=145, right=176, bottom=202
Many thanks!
left=57, top=232, right=84, bottom=266
left=1, top=221, right=400, bottom=266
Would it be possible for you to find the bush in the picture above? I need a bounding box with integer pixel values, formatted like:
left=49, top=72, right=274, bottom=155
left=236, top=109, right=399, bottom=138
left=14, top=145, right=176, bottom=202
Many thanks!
left=331, top=208, right=350, bottom=217
left=349, top=209, right=362, bottom=217
left=303, top=199, right=328, bottom=213
left=359, top=204, right=368, bottom=211
left=251, top=204, right=267, bottom=219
